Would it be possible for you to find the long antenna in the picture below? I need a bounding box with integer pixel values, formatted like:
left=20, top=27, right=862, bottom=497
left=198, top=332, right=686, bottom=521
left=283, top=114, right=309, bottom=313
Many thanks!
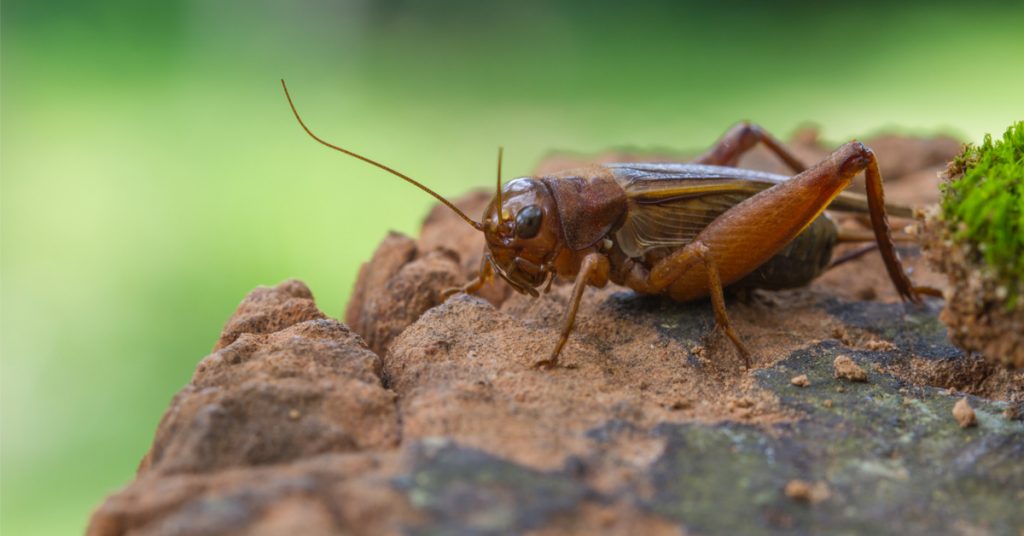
left=495, top=147, right=504, bottom=224
left=281, top=79, right=484, bottom=230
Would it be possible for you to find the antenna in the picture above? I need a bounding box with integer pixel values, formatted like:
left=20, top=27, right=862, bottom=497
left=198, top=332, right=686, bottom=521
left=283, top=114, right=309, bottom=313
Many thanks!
left=495, top=147, right=504, bottom=223
left=281, top=79, right=483, bottom=230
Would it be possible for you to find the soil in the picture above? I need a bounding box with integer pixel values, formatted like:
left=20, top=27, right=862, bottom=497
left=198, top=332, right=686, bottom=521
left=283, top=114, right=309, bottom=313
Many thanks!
left=89, top=130, right=1023, bottom=535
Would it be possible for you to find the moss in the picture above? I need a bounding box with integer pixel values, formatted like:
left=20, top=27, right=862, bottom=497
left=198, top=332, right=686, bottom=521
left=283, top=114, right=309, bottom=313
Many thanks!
left=940, top=121, right=1024, bottom=309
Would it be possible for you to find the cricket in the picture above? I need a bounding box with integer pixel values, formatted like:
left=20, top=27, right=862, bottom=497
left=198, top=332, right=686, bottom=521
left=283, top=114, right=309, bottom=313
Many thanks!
left=281, top=79, right=935, bottom=369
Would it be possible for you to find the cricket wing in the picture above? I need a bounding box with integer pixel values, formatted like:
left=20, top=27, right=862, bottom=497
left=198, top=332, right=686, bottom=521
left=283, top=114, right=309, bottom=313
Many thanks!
left=607, top=163, right=785, bottom=258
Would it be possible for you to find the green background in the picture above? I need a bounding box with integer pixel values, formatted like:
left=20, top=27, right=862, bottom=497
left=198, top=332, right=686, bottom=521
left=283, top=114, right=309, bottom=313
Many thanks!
left=2, top=1, right=1022, bottom=533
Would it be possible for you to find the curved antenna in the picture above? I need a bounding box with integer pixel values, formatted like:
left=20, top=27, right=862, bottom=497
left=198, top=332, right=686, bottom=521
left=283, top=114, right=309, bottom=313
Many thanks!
left=495, top=147, right=504, bottom=223
left=281, top=79, right=483, bottom=231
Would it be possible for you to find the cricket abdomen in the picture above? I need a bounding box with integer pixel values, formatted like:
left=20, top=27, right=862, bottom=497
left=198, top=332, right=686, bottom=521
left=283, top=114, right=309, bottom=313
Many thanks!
left=730, top=213, right=837, bottom=290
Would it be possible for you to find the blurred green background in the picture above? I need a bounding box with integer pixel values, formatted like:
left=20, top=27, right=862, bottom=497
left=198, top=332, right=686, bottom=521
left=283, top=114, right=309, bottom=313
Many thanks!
left=2, top=0, right=1022, bottom=533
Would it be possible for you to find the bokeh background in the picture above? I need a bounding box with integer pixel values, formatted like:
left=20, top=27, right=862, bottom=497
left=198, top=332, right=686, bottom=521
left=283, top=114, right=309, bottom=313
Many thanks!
left=2, top=0, right=1022, bottom=533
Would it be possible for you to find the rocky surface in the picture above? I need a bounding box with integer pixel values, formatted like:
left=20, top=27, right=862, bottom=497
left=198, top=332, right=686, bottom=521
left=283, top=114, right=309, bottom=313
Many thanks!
left=90, top=131, right=1023, bottom=535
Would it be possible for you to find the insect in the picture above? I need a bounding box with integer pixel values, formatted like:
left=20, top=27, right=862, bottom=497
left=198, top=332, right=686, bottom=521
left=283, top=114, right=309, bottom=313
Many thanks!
left=281, top=80, right=932, bottom=369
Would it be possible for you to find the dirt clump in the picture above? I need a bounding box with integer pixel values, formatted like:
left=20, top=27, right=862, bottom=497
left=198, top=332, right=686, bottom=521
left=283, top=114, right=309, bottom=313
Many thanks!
left=953, top=397, right=977, bottom=428
left=790, top=374, right=809, bottom=387
left=784, top=479, right=831, bottom=503
left=833, top=355, right=868, bottom=382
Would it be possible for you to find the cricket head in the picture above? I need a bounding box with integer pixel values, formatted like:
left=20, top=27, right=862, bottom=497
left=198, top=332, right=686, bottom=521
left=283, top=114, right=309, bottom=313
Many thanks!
left=281, top=79, right=560, bottom=296
left=480, top=174, right=563, bottom=296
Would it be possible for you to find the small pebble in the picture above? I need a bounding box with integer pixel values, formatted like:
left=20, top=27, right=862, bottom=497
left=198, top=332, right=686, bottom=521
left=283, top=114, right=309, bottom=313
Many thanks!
left=288, top=409, right=301, bottom=420
left=785, top=480, right=811, bottom=500
left=790, top=374, right=809, bottom=387
left=784, top=479, right=831, bottom=503
left=833, top=355, right=867, bottom=382
left=953, top=397, right=976, bottom=428
left=823, top=399, right=833, bottom=409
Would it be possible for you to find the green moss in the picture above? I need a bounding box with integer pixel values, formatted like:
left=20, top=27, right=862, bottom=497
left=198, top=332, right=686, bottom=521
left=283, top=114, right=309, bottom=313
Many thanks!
left=941, top=121, right=1024, bottom=309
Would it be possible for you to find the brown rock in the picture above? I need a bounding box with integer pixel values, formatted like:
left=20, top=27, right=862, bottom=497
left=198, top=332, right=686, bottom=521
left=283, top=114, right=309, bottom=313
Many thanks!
left=953, top=397, right=977, bottom=428
left=345, top=193, right=512, bottom=356
left=90, top=281, right=411, bottom=535
left=833, top=355, right=868, bottom=382
left=214, top=279, right=325, bottom=351
left=356, top=247, right=463, bottom=356
left=90, top=453, right=411, bottom=536
left=790, top=374, right=810, bottom=387
left=345, top=231, right=417, bottom=335
left=139, top=283, right=399, bottom=476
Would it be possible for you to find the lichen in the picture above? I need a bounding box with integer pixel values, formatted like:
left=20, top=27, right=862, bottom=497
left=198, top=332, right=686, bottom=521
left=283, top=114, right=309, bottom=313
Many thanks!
left=940, top=121, right=1024, bottom=309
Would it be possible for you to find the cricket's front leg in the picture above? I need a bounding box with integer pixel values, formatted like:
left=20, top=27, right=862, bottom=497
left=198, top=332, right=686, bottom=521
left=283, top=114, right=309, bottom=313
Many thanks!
left=535, top=252, right=610, bottom=369
left=440, top=256, right=493, bottom=301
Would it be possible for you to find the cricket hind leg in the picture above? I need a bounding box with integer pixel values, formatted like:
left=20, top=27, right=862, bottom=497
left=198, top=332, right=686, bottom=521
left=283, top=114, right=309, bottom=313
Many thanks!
left=830, top=229, right=944, bottom=298
left=637, top=141, right=924, bottom=369
left=693, top=121, right=808, bottom=173
left=701, top=139, right=921, bottom=303
left=859, top=146, right=922, bottom=303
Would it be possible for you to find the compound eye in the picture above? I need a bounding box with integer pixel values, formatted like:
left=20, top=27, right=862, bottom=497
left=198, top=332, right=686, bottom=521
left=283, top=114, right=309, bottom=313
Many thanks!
left=514, top=205, right=543, bottom=239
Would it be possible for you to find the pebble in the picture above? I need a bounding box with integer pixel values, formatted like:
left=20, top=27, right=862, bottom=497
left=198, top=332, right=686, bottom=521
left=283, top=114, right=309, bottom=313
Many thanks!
left=833, top=355, right=868, bottom=382
left=953, top=397, right=976, bottom=428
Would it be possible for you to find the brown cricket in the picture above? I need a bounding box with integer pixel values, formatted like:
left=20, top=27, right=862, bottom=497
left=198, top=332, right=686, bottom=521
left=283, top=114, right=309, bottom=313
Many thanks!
left=282, top=80, right=933, bottom=369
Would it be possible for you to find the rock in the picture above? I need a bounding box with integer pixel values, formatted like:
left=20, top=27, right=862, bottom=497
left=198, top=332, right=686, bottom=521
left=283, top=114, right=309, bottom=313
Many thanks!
left=90, top=133, right=1024, bottom=536
left=350, top=243, right=463, bottom=356
left=214, top=279, right=325, bottom=351
left=790, top=374, right=810, bottom=387
left=141, top=282, right=400, bottom=477
left=344, top=231, right=417, bottom=340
